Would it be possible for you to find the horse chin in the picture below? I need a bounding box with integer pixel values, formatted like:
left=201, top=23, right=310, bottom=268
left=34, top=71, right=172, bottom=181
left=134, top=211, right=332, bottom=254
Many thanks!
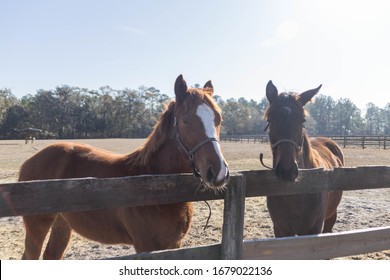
left=277, top=169, right=303, bottom=182
left=202, top=182, right=228, bottom=195
left=199, top=174, right=229, bottom=195
left=279, top=175, right=297, bottom=183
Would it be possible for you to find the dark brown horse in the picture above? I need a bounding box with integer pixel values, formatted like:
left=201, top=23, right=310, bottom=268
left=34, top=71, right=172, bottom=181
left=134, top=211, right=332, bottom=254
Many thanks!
left=263, top=80, right=343, bottom=237
left=18, top=75, right=229, bottom=259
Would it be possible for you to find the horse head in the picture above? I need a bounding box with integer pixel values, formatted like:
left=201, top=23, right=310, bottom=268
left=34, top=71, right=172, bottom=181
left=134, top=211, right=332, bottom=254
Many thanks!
left=174, top=75, right=229, bottom=189
left=265, top=80, right=321, bottom=182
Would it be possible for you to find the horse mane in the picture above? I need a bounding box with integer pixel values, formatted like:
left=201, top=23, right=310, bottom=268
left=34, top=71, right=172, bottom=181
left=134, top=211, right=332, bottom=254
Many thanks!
left=124, top=101, right=175, bottom=168
left=125, top=88, right=220, bottom=168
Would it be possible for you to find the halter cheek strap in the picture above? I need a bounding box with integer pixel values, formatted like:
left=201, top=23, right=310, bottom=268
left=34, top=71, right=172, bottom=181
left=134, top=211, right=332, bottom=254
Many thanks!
left=174, top=116, right=219, bottom=177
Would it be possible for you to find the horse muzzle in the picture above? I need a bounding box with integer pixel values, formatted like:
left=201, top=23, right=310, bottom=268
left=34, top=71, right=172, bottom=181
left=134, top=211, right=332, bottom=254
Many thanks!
left=275, top=161, right=298, bottom=182
left=204, top=161, right=230, bottom=188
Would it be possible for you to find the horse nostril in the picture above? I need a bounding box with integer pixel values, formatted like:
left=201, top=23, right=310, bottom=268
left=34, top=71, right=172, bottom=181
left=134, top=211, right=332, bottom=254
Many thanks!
left=206, top=167, right=215, bottom=183
left=275, top=162, right=298, bottom=182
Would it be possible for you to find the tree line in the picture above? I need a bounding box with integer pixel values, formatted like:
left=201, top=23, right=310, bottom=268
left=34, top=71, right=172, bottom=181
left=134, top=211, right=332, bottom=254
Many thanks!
left=0, top=85, right=389, bottom=139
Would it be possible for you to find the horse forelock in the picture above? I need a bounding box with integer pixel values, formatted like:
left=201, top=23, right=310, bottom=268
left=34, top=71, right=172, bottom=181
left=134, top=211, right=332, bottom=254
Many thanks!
left=264, top=92, right=307, bottom=121
left=186, top=88, right=221, bottom=113
left=180, top=89, right=222, bottom=128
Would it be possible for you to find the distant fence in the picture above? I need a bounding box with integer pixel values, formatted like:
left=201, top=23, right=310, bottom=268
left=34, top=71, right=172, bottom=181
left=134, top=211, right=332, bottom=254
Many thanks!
left=221, top=135, right=390, bottom=149
left=221, top=135, right=269, bottom=143
left=1, top=167, right=390, bottom=260
left=329, top=135, right=389, bottom=149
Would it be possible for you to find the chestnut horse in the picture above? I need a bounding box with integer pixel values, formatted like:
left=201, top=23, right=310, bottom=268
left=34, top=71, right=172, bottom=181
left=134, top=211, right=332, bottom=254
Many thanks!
left=19, top=75, right=229, bottom=259
left=263, top=81, right=343, bottom=237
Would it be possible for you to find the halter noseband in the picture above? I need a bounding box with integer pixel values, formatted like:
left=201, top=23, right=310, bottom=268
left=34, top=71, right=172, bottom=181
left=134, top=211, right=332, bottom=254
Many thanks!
left=264, top=121, right=304, bottom=153
left=174, top=116, right=219, bottom=177
left=271, top=138, right=303, bottom=152
left=260, top=134, right=305, bottom=170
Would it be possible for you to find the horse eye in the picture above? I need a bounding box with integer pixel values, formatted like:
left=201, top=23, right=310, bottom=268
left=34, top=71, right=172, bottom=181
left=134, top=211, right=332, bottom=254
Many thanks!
left=182, top=118, right=189, bottom=125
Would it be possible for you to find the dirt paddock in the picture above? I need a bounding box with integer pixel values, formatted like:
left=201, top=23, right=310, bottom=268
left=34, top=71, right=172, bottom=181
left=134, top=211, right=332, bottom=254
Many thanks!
left=1, top=139, right=389, bottom=260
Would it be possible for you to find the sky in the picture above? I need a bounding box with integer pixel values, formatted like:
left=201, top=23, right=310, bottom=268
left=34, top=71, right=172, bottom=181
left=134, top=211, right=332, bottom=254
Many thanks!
left=1, top=0, right=390, bottom=110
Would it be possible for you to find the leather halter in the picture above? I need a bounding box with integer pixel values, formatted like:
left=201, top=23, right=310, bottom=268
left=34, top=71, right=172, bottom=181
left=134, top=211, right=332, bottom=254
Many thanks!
left=174, top=116, right=219, bottom=177
left=260, top=136, right=304, bottom=170
left=264, top=122, right=304, bottom=153
left=271, top=138, right=303, bottom=152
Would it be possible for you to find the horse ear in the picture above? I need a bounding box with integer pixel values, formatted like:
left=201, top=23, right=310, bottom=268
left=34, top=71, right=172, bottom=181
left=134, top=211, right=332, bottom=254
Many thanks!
left=266, top=80, right=278, bottom=103
left=203, top=80, right=214, bottom=96
left=174, top=74, right=188, bottom=104
left=300, top=84, right=322, bottom=106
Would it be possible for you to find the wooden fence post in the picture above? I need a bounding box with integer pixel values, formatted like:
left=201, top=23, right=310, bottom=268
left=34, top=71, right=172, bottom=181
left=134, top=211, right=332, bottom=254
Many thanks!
left=220, top=174, right=246, bottom=260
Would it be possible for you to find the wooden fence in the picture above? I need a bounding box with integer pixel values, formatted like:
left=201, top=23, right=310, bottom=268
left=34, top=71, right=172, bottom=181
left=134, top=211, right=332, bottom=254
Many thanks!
left=221, top=134, right=269, bottom=144
left=329, top=135, right=389, bottom=149
left=1, top=166, right=390, bottom=259
left=221, top=135, right=390, bottom=149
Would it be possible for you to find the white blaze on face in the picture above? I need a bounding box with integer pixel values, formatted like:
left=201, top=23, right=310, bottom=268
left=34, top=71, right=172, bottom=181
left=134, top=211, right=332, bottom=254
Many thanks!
left=196, top=103, right=228, bottom=182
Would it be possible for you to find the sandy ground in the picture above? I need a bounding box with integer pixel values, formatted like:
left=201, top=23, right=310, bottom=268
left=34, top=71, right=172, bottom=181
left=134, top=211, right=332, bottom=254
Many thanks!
left=0, top=139, right=389, bottom=260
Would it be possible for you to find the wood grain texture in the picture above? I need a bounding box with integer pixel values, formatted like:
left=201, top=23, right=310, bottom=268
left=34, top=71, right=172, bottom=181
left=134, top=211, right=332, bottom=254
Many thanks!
left=1, top=166, right=389, bottom=259
left=220, top=174, right=245, bottom=259
left=110, top=244, right=221, bottom=260
left=1, top=166, right=390, bottom=217
left=243, top=226, right=390, bottom=260
left=244, top=166, right=390, bottom=197
left=0, top=174, right=227, bottom=217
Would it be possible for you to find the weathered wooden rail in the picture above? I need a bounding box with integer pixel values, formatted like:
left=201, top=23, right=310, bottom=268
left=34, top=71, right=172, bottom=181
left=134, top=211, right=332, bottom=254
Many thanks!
left=1, top=166, right=390, bottom=259
left=221, top=134, right=269, bottom=144
left=329, top=135, right=389, bottom=149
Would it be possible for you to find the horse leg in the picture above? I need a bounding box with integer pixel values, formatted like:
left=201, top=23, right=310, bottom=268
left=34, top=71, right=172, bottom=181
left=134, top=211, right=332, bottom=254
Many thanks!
left=273, top=225, right=287, bottom=237
left=322, top=191, right=342, bottom=233
left=43, top=215, right=72, bottom=260
left=306, top=221, right=324, bottom=235
left=322, top=212, right=337, bottom=233
left=22, top=214, right=57, bottom=259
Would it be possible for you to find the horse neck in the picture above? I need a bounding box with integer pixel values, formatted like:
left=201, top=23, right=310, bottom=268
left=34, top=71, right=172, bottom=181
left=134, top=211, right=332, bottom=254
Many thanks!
left=299, top=131, right=317, bottom=169
left=123, top=103, right=192, bottom=175
left=148, top=138, right=192, bottom=174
